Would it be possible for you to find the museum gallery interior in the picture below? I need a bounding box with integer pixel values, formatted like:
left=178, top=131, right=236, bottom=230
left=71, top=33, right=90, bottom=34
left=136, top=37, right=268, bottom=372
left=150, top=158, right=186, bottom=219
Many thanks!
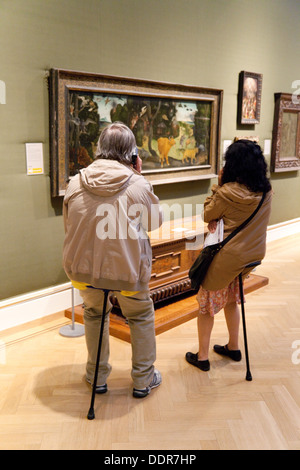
left=0, top=0, right=300, bottom=451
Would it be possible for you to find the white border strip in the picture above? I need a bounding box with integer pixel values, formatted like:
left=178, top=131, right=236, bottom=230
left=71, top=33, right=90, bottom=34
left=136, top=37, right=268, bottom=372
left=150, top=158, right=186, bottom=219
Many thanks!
left=0, top=218, right=299, bottom=332
left=0, top=283, right=82, bottom=332
left=266, top=217, right=300, bottom=243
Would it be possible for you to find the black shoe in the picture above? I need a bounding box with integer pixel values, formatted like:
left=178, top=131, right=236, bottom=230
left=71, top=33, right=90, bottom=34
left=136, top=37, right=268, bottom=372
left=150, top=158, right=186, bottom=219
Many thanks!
left=213, top=344, right=242, bottom=362
left=185, top=352, right=210, bottom=371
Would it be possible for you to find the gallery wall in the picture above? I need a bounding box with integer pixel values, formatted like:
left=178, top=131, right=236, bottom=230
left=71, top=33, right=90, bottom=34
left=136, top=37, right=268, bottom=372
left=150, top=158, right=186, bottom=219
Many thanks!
left=0, top=0, right=300, bottom=300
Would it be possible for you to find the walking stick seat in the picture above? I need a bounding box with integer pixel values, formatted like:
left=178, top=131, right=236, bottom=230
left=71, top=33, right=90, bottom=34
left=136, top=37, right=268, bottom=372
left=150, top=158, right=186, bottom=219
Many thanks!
left=239, top=261, right=261, bottom=381
left=87, top=288, right=119, bottom=420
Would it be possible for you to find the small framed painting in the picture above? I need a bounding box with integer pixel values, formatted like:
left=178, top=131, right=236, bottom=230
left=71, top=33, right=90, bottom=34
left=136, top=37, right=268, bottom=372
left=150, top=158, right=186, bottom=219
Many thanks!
left=271, top=93, right=300, bottom=172
left=238, top=71, right=263, bottom=125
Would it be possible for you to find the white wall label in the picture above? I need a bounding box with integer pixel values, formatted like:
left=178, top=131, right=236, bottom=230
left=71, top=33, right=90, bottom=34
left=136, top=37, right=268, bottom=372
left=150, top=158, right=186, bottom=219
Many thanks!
left=264, top=139, right=271, bottom=155
left=26, top=143, right=44, bottom=175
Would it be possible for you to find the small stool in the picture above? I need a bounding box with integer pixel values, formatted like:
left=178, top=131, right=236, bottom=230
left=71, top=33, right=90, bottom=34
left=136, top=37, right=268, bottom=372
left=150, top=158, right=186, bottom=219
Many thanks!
left=238, top=261, right=261, bottom=381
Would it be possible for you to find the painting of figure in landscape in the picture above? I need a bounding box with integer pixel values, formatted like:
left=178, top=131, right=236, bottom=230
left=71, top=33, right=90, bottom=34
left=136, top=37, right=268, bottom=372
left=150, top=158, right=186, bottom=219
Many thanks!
left=68, top=90, right=212, bottom=176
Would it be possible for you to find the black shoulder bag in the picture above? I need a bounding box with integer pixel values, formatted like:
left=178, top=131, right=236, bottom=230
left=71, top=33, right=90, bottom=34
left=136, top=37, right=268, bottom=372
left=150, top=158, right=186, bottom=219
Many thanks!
left=188, top=192, right=266, bottom=291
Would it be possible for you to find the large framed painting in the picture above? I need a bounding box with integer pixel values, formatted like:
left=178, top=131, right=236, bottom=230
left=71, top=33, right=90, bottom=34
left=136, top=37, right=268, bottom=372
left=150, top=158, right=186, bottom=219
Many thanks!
left=49, top=69, right=223, bottom=196
left=271, top=93, right=300, bottom=172
left=237, top=71, right=262, bottom=125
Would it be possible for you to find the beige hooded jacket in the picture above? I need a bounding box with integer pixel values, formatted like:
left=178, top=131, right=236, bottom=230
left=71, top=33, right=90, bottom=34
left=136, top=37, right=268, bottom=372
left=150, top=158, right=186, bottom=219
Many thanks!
left=201, top=182, right=273, bottom=291
left=63, top=159, right=163, bottom=292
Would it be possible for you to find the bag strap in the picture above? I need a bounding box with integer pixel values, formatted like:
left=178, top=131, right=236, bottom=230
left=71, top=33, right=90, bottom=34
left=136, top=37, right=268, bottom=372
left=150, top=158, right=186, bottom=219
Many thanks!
left=219, top=192, right=266, bottom=248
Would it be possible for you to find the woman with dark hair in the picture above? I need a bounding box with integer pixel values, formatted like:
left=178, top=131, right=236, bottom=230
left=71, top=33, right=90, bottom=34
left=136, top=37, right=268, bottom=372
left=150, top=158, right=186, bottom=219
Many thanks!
left=186, top=139, right=273, bottom=371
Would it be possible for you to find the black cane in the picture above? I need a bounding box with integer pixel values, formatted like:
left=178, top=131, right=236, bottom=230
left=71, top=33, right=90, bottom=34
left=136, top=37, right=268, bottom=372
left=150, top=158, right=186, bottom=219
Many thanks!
left=239, top=273, right=252, bottom=381
left=238, top=261, right=261, bottom=381
left=87, top=289, right=110, bottom=420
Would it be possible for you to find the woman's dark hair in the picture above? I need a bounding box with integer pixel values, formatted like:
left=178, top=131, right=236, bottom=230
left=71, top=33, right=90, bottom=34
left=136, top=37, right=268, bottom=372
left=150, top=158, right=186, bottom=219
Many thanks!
left=221, top=139, right=272, bottom=193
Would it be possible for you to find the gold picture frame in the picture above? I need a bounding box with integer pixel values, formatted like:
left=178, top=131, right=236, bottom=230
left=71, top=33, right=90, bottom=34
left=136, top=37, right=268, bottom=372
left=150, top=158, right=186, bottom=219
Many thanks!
left=49, top=69, right=223, bottom=196
left=271, top=93, right=300, bottom=172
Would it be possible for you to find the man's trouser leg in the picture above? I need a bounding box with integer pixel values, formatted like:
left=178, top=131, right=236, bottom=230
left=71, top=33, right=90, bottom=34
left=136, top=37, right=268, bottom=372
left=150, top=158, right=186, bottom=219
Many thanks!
left=80, top=288, right=112, bottom=386
left=115, top=291, right=156, bottom=390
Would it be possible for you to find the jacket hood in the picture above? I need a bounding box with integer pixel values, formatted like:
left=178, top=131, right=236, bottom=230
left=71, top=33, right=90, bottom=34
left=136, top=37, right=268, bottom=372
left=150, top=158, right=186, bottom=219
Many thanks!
left=80, top=159, right=134, bottom=196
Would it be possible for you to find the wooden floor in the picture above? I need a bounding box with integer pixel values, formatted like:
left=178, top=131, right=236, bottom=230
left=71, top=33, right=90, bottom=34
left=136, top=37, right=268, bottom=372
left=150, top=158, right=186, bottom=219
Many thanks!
left=0, top=233, right=300, bottom=450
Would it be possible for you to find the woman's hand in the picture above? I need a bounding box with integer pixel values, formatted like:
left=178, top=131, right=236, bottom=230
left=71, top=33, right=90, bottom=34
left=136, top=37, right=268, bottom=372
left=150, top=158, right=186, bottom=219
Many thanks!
left=207, top=220, right=218, bottom=233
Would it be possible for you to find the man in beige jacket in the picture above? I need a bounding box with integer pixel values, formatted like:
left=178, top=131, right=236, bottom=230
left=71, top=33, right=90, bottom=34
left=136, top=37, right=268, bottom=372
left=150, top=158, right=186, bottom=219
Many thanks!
left=63, top=122, right=163, bottom=398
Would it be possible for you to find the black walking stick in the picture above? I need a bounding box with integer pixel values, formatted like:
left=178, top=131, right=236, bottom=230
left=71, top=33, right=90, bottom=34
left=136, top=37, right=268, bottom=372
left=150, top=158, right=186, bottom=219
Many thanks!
left=238, top=261, right=261, bottom=382
left=87, top=289, right=110, bottom=420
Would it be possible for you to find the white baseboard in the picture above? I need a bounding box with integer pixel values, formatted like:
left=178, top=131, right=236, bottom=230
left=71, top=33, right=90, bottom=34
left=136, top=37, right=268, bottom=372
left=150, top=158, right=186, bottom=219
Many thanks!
left=0, top=217, right=300, bottom=333
left=0, top=283, right=82, bottom=332
left=266, top=217, right=300, bottom=243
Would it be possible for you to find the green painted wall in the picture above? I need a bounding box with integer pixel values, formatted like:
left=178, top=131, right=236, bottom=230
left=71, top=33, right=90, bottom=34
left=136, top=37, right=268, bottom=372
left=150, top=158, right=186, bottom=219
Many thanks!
left=0, top=0, right=299, bottom=300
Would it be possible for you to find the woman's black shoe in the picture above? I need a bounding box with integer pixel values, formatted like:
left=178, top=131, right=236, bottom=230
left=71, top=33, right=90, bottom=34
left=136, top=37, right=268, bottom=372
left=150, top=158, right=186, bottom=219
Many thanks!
left=185, top=352, right=210, bottom=371
left=213, top=344, right=242, bottom=362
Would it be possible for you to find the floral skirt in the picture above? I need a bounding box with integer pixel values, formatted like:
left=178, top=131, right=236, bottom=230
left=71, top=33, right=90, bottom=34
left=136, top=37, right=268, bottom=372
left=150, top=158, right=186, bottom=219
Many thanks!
left=197, top=277, right=242, bottom=317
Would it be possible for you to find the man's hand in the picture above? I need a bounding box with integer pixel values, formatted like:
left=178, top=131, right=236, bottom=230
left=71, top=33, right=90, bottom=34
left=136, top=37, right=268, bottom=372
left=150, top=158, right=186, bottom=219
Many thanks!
left=135, top=155, right=142, bottom=173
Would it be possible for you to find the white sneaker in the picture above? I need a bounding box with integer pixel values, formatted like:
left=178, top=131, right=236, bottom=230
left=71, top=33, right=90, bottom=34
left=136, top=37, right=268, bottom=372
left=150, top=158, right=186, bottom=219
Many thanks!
left=86, top=378, right=107, bottom=394
left=133, top=369, right=162, bottom=398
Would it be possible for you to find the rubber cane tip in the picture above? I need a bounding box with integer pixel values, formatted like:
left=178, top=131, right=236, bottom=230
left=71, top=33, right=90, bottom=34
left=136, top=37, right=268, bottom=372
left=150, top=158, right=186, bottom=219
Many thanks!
left=246, top=371, right=253, bottom=381
left=87, top=408, right=95, bottom=420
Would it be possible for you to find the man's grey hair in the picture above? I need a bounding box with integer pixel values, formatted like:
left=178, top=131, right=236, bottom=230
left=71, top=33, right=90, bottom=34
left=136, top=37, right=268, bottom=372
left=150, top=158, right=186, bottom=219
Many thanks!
left=95, top=121, right=136, bottom=164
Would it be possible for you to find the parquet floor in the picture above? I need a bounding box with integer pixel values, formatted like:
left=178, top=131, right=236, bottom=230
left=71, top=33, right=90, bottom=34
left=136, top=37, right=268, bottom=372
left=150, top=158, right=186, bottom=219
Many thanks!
left=0, top=234, right=300, bottom=450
